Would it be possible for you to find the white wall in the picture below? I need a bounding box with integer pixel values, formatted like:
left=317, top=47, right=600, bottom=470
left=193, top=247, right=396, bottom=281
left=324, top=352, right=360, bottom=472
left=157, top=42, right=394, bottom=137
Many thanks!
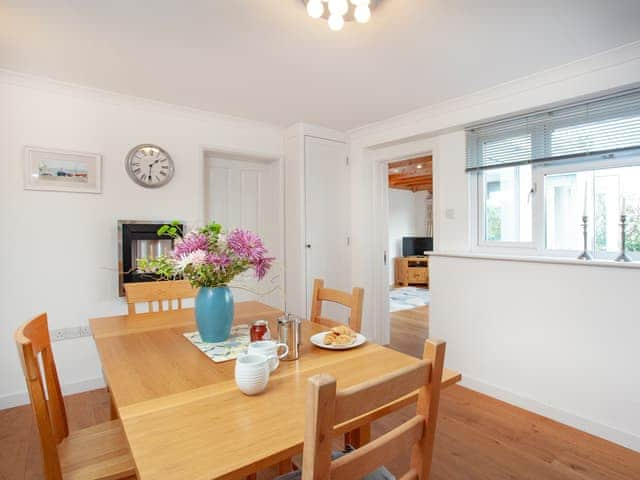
left=348, top=41, right=640, bottom=450
left=0, top=70, right=283, bottom=408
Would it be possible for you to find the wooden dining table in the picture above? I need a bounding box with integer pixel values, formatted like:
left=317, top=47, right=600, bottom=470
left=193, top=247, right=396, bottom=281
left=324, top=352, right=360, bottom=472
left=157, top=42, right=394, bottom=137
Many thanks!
left=90, top=301, right=461, bottom=480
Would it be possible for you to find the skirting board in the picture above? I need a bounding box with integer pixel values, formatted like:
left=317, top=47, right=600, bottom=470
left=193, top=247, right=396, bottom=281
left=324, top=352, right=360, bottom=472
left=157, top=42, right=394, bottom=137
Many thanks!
left=460, top=375, right=639, bottom=453
left=0, top=377, right=105, bottom=410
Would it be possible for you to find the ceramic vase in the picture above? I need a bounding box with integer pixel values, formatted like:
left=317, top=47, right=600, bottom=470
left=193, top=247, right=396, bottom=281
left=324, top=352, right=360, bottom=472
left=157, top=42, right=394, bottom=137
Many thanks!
left=195, top=286, right=234, bottom=342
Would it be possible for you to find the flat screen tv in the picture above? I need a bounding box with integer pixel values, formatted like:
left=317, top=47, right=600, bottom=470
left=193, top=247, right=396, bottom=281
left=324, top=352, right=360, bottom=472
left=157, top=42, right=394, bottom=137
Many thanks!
left=402, top=237, right=433, bottom=257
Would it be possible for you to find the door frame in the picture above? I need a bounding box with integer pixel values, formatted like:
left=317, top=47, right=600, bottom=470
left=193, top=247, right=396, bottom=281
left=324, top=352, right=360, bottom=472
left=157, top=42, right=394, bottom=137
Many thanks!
left=369, top=139, right=438, bottom=345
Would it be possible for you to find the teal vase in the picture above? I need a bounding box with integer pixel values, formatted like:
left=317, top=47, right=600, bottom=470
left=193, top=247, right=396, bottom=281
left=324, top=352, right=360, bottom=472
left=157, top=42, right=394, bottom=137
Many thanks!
left=195, top=286, right=234, bottom=342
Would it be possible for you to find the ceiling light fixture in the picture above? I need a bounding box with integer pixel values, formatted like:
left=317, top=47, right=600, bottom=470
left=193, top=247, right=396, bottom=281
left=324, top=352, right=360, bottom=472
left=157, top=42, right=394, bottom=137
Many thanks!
left=303, top=0, right=377, bottom=31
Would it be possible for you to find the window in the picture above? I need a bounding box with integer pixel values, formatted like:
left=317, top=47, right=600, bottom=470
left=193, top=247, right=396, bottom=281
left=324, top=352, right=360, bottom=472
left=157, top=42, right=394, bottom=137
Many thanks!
left=467, top=88, right=640, bottom=259
left=543, top=163, right=640, bottom=258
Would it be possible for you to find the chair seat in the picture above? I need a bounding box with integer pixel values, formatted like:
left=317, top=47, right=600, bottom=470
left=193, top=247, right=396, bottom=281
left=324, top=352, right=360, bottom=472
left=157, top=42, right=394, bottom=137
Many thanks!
left=58, top=419, right=136, bottom=480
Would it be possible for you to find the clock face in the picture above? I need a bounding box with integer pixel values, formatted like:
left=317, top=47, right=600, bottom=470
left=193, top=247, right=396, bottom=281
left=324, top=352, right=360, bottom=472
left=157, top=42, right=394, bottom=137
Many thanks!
left=125, top=144, right=174, bottom=188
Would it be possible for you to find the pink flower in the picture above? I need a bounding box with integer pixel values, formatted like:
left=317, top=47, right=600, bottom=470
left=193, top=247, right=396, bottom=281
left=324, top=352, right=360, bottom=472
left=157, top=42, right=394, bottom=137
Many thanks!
left=253, top=256, right=275, bottom=280
left=173, top=233, right=209, bottom=257
left=175, top=249, right=208, bottom=271
left=226, top=229, right=267, bottom=263
left=207, top=252, right=231, bottom=270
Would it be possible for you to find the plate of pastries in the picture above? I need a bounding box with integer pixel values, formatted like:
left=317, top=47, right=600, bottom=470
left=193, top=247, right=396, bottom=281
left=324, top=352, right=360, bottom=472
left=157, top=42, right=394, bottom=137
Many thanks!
left=310, top=325, right=367, bottom=350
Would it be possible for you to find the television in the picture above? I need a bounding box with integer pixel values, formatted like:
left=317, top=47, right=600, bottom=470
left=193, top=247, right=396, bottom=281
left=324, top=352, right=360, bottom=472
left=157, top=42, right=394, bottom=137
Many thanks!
left=402, top=237, right=433, bottom=257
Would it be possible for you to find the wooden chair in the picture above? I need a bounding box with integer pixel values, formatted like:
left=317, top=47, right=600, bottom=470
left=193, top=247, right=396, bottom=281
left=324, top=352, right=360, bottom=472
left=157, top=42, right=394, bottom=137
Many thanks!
left=124, top=279, right=197, bottom=315
left=15, top=313, right=136, bottom=480
left=295, top=340, right=446, bottom=480
left=310, top=279, right=364, bottom=333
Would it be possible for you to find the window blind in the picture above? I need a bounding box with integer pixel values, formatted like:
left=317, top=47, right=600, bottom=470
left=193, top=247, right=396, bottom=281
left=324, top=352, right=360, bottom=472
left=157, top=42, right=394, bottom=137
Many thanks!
left=466, top=87, right=640, bottom=172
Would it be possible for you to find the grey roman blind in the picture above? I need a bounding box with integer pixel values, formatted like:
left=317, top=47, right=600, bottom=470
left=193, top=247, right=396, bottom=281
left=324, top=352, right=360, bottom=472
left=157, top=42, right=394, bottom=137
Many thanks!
left=466, top=87, right=640, bottom=172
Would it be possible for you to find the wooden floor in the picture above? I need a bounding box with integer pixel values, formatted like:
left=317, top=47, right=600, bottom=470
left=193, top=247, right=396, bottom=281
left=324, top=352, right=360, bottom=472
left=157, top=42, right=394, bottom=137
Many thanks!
left=1, top=306, right=638, bottom=479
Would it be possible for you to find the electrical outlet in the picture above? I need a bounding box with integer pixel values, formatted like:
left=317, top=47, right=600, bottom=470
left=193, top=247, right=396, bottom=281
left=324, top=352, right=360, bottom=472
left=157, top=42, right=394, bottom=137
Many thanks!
left=49, top=326, right=93, bottom=342
left=50, top=329, right=65, bottom=342
left=445, top=208, right=456, bottom=220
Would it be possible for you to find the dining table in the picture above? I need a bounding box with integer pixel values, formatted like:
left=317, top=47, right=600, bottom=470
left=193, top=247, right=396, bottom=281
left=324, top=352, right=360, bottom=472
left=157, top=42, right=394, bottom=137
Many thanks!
left=90, top=301, right=461, bottom=480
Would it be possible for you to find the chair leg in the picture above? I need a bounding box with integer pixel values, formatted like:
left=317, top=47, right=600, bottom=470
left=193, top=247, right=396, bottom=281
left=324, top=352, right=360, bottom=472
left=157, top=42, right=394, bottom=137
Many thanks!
left=345, top=424, right=371, bottom=448
left=246, top=474, right=257, bottom=480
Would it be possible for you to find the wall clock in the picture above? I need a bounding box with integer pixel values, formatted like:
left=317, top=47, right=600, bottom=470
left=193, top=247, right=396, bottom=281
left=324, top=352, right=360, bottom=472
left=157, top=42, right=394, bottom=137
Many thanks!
left=125, top=144, right=174, bottom=188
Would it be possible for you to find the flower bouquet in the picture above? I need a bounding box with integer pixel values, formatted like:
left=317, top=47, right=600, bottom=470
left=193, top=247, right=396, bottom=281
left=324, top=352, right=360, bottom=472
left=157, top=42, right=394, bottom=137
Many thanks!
left=137, top=221, right=274, bottom=342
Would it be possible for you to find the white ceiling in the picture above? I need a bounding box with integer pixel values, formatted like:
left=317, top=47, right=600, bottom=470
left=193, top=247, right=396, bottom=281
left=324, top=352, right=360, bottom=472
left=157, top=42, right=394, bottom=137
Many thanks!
left=1, top=0, right=639, bottom=130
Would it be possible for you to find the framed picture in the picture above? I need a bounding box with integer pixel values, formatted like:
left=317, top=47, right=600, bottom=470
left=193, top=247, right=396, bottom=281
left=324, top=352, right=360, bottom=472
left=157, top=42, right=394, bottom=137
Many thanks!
left=24, top=146, right=102, bottom=194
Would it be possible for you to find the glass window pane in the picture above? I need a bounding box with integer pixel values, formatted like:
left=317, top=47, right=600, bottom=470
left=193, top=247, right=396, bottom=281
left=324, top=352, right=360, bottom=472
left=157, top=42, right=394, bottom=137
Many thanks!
left=545, top=163, right=640, bottom=257
left=482, top=165, right=532, bottom=242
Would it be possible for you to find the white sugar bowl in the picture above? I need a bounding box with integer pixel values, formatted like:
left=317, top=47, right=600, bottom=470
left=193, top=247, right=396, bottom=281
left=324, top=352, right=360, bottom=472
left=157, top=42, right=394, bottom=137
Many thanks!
left=234, top=353, right=270, bottom=396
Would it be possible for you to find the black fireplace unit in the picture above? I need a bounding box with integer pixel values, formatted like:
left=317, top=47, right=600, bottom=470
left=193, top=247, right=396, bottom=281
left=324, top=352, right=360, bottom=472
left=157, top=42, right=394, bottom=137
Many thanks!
left=117, top=220, right=184, bottom=297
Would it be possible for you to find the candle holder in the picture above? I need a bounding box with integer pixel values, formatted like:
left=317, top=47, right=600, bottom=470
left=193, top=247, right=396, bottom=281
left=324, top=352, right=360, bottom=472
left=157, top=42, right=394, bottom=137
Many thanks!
left=577, top=216, right=592, bottom=260
left=615, top=214, right=632, bottom=262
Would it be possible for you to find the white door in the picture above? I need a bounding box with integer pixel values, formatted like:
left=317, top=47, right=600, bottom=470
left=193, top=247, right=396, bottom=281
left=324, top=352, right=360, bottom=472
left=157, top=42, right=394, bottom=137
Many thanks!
left=204, top=155, right=283, bottom=308
left=304, top=137, right=351, bottom=322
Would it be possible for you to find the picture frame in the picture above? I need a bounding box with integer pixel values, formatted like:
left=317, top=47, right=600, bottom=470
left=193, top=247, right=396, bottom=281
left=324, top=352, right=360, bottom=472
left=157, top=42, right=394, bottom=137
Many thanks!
left=23, top=146, right=102, bottom=194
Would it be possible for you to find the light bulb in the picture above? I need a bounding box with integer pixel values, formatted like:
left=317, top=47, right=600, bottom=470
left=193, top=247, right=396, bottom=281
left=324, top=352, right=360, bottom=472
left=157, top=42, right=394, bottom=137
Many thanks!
left=328, top=14, right=344, bottom=31
left=328, top=0, right=348, bottom=16
left=354, top=5, right=371, bottom=23
left=306, top=0, right=324, bottom=18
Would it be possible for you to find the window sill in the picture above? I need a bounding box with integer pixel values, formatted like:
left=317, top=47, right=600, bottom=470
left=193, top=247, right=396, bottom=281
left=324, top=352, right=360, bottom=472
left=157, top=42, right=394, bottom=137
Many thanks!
left=428, top=251, right=640, bottom=269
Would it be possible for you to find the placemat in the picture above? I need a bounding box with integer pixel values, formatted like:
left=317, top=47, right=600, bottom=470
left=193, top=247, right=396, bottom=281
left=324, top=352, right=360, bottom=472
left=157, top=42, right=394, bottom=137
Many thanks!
left=183, top=324, right=250, bottom=363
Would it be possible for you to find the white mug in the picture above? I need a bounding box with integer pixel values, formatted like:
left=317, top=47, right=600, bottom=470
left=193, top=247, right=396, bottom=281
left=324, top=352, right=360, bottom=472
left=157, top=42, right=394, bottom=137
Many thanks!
left=234, top=353, right=270, bottom=396
left=247, top=340, right=289, bottom=372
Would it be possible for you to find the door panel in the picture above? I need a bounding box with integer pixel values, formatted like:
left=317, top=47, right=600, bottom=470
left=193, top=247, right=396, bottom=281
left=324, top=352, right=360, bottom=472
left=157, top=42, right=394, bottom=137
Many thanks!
left=305, top=137, right=351, bottom=322
left=205, top=156, right=282, bottom=308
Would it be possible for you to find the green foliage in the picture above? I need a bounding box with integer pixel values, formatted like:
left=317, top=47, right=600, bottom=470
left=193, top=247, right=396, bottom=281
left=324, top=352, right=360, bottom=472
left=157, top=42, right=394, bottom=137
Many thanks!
left=157, top=220, right=183, bottom=238
left=136, top=255, right=177, bottom=279
left=486, top=206, right=502, bottom=241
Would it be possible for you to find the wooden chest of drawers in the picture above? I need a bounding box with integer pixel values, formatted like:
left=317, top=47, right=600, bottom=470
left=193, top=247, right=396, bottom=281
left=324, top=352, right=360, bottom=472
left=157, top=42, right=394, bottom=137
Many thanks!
left=394, top=256, right=429, bottom=287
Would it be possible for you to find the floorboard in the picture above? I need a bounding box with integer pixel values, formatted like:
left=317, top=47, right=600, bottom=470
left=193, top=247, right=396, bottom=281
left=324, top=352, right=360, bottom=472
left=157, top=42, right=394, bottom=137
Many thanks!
left=1, top=306, right=638, bottom=479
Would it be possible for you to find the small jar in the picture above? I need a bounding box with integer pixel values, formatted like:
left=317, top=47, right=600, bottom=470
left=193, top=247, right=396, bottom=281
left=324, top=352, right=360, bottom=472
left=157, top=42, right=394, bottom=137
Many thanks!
left=250, top=320, right=271, bottom=342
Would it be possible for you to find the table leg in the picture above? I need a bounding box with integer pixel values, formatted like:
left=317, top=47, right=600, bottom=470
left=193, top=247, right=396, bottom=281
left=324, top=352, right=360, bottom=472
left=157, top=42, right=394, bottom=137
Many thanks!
left=110, top=393, right=118, bottom=420
left=278, top=459, right=292, bottom=474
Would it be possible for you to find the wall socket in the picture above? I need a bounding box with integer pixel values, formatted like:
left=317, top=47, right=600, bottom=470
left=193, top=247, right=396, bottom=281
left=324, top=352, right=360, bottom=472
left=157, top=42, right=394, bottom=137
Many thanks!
left=49, top=326, right=93, bottom=343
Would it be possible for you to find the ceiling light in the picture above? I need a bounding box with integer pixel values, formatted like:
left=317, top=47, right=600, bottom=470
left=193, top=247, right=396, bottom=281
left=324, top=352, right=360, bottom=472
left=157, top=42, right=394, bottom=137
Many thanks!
left=304, top=0, right=378, bottom=31
left=328, top=13, right=345, bottom=31
left=328, top=0, right=349, bottom=16
left=307, top=0, right=324, bottom=18
left=354, top=5, right=371, bottom=23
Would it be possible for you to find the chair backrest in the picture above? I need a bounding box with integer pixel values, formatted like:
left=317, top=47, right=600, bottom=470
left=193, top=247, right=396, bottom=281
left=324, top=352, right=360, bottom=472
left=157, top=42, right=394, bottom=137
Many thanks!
left=15, top=313, right=69, bottom=480
left=309, top=279, right=364, bottom=333
left=124, top=279, right=198, bottom=315
left=301, top=339, right=446, bottom=480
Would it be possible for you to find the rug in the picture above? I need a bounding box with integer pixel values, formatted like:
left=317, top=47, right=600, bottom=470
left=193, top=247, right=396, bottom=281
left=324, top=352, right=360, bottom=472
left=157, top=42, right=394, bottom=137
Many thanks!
left=390, top=287, right=430, bottom=312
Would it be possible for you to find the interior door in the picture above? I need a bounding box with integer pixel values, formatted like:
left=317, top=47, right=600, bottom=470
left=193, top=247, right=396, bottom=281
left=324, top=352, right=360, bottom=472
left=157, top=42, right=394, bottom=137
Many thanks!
left=304, top=137, right=351, bottom=322
left=204, top=156, right=282, bottom=307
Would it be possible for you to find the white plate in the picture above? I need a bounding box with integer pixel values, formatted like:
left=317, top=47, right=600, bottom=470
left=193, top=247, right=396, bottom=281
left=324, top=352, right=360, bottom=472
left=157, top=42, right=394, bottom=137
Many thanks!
left=310, top=332, right=367, bottom=350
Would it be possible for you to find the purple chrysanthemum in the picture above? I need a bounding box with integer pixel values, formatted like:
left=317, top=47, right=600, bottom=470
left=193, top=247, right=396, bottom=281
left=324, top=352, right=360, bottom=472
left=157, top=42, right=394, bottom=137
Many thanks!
left=253, top=256, right=275, bottom=280
left=207, top=252, right=231, bottom=270
left=173, top=233, right=209, bottom=257
left=226, top=229, right=267, bottom=263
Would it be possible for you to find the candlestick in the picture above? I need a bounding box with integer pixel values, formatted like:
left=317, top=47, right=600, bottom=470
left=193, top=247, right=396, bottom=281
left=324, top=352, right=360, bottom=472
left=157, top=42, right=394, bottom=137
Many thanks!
left=583, top=182, right=588, bottom=217
left=577, top=215, right=592, bottom=261
left=615, top=214, right=632, bottom=262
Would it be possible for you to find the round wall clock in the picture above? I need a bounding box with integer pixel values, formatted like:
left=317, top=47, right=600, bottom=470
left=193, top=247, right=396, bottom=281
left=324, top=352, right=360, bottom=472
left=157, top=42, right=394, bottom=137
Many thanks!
left=125, top=144, right=174, bottom=188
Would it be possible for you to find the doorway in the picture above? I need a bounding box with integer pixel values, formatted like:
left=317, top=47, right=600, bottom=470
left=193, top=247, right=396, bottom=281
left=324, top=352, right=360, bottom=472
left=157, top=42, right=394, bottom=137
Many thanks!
left=385, top=155, right=434, bottom=357
left=203, top=151, right=284, bottom=308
